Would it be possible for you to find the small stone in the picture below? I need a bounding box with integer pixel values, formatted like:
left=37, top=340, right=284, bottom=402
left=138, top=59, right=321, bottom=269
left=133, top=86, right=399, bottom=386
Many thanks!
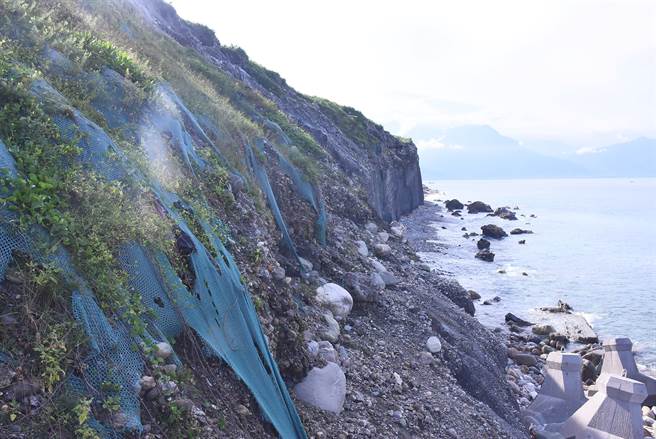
left=390, top=225, right=404, bottom=238
left=154, top=342, right=173, bottom=359
left=317, top=341, right=339, bottom=364
left=299, top=257, right=313, bottom=272
left=271, top=266, right=286, bottom=281
left=417, top=352, right=434, bottom=365
left=426, top=336, right=442, bottom=353
left=160, top=380, right=178, bottom=395
left=379, top=271, right=400, bottom=286
left=377, top=231, right=390, bottom=242
left=642, top=406, right=654, bottom=419
left=161, top=364, right=177, bottom=374
left=532, top=324, right=555, bottom=336
left=370, top=258, right=388, bottom=273
left=365, top=222, right=378, bottom=233
left=373, top=244, right=392, bottom=258
left=236, top=404, right=251, bottom=416
left=139, top=376, right=157, bottom=391
left=355, top=240, right=368, bottom=257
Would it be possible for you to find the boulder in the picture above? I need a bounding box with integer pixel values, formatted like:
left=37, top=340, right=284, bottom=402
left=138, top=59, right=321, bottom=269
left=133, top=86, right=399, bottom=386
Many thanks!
left=475, top=249, right=495, bottom=262
left=518, top=240, right=526, bottom=245
left=365, top=222, right=378, bottom=233
left=317, top=341, right=339, bottom=364
left=505, top=313, right=533, bottom=327
left=377, top=231, right=390, bottom=242
left=390, top=225, right=404, bottom=238
left=154, top=342, right=173, bottom=359
left=481, top=224, right=507, bottom=239
left=510, top=228, right=533, bottom=235
left=354, top=240, right=368, bottom=257
left=315, top=283, right=353, bottom=317
left=467, top=290, right=481, bottom=300
left=369, top=258, right=388, bottom=273
left=532, top=324, right=555, bottom=336
left=379, top=271, right=400, bottom=287
left=294, top=362, right=346, bottom=413
left=512, top=353, right=538, bottom=367
left=271, top=266, right=286, bottom=281
left=494, top=207, right=518, bottom=220
left=373, top=243, right=392, bottom=258
left=445, top=199, right=464, bottom=211
left=426, top=336, right=442, bottom=353
left=321, top=313, right=340, bottom=343
left=344, top=272, right=381, bottom=303
left=467, top=201, right=493, bottom=214
left=477, top=238, right=490, bottom=250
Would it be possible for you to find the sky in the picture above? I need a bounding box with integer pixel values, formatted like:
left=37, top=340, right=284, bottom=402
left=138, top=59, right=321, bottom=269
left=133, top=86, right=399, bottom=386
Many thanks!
left=169, top=0, right=656, bottom=149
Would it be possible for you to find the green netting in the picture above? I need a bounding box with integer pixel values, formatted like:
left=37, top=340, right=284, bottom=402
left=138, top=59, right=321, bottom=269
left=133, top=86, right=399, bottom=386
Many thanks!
left=0, top=75, right=308, bottom=438
left=246, top=139, right=301, bottom=262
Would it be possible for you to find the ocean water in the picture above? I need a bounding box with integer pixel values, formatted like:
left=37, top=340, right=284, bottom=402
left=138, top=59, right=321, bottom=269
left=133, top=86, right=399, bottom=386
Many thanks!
left=422, top=178, right=656, bottom=370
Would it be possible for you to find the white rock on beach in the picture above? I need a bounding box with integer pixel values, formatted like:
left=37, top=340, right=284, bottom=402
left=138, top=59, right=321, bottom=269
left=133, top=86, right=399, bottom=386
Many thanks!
left=315, top=283, right=353, bottom=317
left=426, top=336, right=442, bottom=353
left=294, top=362, right=346, bottom=413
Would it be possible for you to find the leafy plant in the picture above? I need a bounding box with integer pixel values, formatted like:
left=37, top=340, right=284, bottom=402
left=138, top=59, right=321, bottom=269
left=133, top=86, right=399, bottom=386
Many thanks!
left=34, top=324, right=68, bottom=393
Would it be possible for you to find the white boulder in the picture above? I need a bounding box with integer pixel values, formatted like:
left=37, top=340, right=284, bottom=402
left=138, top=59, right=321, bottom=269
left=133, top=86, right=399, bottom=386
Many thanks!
left=426, top=336, right=442, bottom=353
left=315, top=283, right=353, bottom=318
left=294, top=362, right=346, bottom=413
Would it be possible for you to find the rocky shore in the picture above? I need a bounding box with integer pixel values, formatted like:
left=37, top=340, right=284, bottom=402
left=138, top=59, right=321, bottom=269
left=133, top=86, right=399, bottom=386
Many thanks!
left=402, top=188, right=656, bottom=438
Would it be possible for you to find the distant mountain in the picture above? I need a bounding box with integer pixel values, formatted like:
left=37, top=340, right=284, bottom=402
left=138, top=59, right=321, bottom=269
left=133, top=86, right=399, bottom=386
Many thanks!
left=412, top=124, right=656, bottom=179
left=570, top=137, right=656, bottom=177
left=411, top=125, right=588, bottom=179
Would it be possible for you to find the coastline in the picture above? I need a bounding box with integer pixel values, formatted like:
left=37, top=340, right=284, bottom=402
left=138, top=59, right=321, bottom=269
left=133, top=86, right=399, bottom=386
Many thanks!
left=401, top=188, right=656, bottom=418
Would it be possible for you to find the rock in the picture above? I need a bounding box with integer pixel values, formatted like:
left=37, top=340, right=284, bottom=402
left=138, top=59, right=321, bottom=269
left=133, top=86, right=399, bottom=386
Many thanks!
left=370, top=258, right=388, bottom=273
left=518, top=240, right=526, bottom=244
left=505, top=313, right=533, bottom=327
left=229, top=173, right=245, bottom=195
left=355, top=240, right=368, bottom=257
left=11, top=381, right=41, bottom=399
left=467, top=201, right=493, bottom=214
left=154, top=342, right=173, bottom=359
left=445, top=199, right=464, bottom=211
left=467, top=290, right=481, bottom=300
left=160, top=380, right=178, bottom=395
left=145, top=386, right=161, bottom=401
left=417, top=351, right=434, bottom=365
left=299, top=257, right=314, bottom=272
left=582, top=350, right=603, bottom=366
left=426, top=336, right=442, bottom=353
left=321, top=313, right=340, bottom=343
left=317, top=341, right=339, bottom=364
left=307, top=341, right=319, bottom=357
left=477, top=238, right=491, bottom=250
left=235, top=404, right=251, bottom=416
left=532, top=324, right=555, bottom=336
left=370, top=272, right=386, bottom=291
left=510, top=228, right=533, bottom=235
left=512, top=353, right=537, bottom=367
left=581, top=358, right=597, bottom=383
left=390, top=225, right=404, bottom=238
left=365, top=222, right=378, bottom=233
left=379, top=271, right=400, bottom=287
left=494, top=207, right=518, bottom=220
left=344, top=272, right=380, bottom=303
left=294, top=362, right=346, bottom=413
left=475, top=249, right=495, bottom=262
left=377, top=231, right=390, bottom=242
left=315, top=283, right=353, bottom=317
left=271, top=266, right=286, bottom=281
left=643, top=406, right=655, bottom=419
left=481, top=224, right=507, bottom=239
left=373, top=243, right=392, bottom=258
left=139, top=376, right=157, bottom=391
left=161, top=364, right=177, bottom=374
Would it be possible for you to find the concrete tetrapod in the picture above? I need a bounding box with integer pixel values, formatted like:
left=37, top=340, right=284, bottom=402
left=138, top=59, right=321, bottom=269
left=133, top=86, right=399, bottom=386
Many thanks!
left=559, top=374, right=647, bottom=439
left=598, top=337, right=656, bottom=406
left=523, top=352, right=587, bottom=426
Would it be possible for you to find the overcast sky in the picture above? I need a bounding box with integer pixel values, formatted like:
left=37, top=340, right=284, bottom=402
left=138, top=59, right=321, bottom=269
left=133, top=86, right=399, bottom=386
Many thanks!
left=169, top=0, right=656, bottom=149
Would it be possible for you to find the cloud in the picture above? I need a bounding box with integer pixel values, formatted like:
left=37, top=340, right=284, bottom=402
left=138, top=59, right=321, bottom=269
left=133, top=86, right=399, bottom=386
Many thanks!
left=170, top=0, right=656, bottom=147
left=416, top=138, right=463, bottom=151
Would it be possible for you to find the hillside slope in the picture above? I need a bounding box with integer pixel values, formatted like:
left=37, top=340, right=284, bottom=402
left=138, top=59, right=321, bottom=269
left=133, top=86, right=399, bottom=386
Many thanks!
left=0, top=0, right=524, bottom=437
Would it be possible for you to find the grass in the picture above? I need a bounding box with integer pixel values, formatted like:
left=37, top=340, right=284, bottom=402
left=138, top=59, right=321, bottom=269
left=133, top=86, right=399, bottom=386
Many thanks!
left=312, top=96, right=382, bottom=150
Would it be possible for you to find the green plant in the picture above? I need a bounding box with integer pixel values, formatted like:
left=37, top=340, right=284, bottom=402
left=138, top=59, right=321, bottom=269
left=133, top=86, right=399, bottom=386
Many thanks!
left=101, top=395, right=120, bottom=413
left=72, top=398, right=101, bottom=439
left=34, top=324, right=68, bottom=393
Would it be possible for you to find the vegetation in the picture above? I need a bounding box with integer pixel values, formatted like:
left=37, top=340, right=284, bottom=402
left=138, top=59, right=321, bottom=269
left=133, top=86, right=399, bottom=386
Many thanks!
left=312, top=96, right=382, bottom=150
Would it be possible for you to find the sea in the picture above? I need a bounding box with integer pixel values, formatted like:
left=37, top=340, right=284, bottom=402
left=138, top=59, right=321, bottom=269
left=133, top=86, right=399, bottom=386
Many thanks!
left=421, top=178, right=656, bottom=371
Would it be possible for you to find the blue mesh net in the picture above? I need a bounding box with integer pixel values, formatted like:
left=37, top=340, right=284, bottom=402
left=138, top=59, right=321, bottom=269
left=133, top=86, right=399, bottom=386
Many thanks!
left=246, top=139, right=301, bottom=262
left=0, top=76, right=308, bottom=438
